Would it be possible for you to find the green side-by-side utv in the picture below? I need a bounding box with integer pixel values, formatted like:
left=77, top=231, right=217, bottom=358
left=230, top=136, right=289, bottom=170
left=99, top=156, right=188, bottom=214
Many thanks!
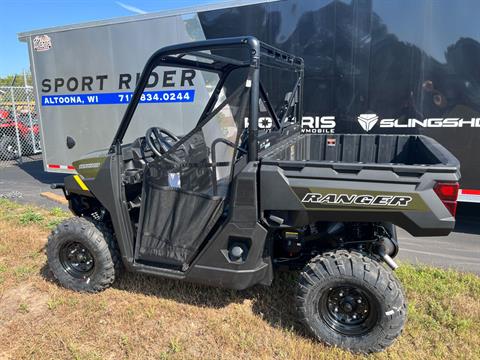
left=47, top=37, right=460, bottom=353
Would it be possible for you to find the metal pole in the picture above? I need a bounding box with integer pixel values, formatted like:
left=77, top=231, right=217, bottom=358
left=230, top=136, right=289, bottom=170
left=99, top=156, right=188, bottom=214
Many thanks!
left=10, top=87, right=23, bottom=163
left=248, top=51, right=260, bottom=162
left=297, top=64, right=304, bottom=126
left=24, top=70, right=38, bottom=153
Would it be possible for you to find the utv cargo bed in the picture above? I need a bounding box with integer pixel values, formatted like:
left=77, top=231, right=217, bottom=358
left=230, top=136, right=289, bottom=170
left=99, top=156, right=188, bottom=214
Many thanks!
left=261, top=133, right=458, bottom=169
left=260, top=133, right=460, bottom=236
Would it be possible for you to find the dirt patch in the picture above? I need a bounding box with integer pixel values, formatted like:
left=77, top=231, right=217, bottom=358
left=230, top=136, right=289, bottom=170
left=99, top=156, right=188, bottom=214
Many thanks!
left=0, top=283, right=48, bottom=329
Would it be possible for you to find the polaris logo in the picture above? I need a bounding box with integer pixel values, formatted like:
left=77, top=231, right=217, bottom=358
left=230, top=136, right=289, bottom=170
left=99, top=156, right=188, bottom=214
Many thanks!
left=302, top=193, right=413, bottom=207
left=357, top=114, right=379, bottom=132
left=244, top=117, right=275, bottom=129
left=357, top=113, right=480, bottom=131
left=301, top=116, right=336, bottom=134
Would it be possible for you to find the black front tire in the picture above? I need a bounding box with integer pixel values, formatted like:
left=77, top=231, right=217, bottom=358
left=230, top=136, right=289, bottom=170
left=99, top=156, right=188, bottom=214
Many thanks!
left=297, top=250, right=406, bottom=354
left=47, top=217, right=121, bottom=293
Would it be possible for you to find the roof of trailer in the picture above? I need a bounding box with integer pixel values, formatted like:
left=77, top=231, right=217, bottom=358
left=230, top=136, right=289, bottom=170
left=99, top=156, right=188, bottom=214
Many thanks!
left=18, top=0, right=280, bottom=40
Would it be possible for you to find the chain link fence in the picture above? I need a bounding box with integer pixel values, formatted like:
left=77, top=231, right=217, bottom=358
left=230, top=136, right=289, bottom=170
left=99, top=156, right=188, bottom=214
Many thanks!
left=0, top=85, right=41, bottom=166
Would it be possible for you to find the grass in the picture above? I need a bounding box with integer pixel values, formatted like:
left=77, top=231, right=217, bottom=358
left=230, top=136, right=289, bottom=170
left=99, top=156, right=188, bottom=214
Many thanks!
left=18, top=302, right=29, bottom=314
left=0, top=199, right=479, bottom=359
left=19, top=209, right=44, bottom=225
left=0, top=199, right=70, bottom=228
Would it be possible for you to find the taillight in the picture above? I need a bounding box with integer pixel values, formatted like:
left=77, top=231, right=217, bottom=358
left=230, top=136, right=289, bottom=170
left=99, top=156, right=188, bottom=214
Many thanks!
left=434, top=182, right=459, bottom=216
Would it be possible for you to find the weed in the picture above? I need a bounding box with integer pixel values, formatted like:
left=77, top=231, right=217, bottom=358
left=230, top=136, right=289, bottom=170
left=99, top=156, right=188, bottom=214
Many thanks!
left=168, top=338, right=182, bottom=354
left=19, top=209, right=44, bottom=225
left=18, top=302, right=29, bottom=314
left=47, top=296, right=64, bottom=311
left=49, top=207, right=68, bottom=217
left=47, top=219, right=64, bottom=229
left=13, top=265, right=35, bottom=279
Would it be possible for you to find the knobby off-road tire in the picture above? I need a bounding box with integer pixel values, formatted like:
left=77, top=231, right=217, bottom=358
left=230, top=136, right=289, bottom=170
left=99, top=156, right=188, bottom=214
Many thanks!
left=47, top=217, right=122, bottom=293
left=297, top=250, right=407, bottom=354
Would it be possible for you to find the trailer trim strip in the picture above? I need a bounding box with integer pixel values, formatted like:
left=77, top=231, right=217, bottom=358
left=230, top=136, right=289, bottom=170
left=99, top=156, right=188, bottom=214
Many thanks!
left=458, top=189, right=480, bottom=203
left=47, top=164, right=75, bottom=171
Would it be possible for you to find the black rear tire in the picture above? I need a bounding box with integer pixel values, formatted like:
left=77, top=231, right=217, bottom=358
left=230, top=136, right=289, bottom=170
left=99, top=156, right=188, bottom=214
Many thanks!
left=0, top=135, right=19, bottom=160
left=296, top=250, right=406, bottom=354
left=47, top=217, right=121, bottom=293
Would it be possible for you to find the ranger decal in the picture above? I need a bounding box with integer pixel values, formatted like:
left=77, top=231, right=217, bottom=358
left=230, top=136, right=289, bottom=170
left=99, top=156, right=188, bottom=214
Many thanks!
left=301, top=193, right=413, bottom=207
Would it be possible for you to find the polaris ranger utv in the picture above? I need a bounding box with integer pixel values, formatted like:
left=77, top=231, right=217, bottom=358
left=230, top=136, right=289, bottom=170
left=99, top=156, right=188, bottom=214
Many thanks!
left=47, top=37, right=460, bottom=353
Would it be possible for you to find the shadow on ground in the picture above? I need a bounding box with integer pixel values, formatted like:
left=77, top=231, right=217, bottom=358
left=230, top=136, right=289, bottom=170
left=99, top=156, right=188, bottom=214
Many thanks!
left=453, top=218, right=480, bottom=235
left=454, top=203, right=480, bottom=235
left=17, top=160, right=65, bottom=185
left=40, top=262, right=309, bottom=338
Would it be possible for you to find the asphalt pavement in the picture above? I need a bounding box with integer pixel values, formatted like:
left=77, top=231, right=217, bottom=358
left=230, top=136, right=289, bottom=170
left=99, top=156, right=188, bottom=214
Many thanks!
left=0, top=160, right=479, bottom=274
left=0, top=159, right=67, bottom=208
left=397, top=204, right=480, bottom=274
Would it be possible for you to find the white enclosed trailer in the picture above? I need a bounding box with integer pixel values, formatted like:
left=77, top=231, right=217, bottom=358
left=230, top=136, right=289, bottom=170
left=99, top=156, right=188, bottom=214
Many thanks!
left=19, top=0, right=480, bottom=202
left=18, top=0, right=278, bottom=172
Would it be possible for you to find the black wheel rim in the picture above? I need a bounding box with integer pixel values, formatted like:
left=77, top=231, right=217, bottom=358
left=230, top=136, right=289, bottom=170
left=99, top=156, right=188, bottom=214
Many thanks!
left=59, top=242, right=95, bottom=278
left=319, top=285, right=379, bottom=336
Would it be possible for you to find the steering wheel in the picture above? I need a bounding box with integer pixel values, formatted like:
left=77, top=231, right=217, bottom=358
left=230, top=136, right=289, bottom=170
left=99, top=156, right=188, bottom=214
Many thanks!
left=145, top=127, right=179, bottom=157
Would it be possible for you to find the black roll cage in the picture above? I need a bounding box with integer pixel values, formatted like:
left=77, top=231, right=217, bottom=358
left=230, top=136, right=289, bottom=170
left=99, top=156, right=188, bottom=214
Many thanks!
left=109, top=36, right=304, bottom=162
